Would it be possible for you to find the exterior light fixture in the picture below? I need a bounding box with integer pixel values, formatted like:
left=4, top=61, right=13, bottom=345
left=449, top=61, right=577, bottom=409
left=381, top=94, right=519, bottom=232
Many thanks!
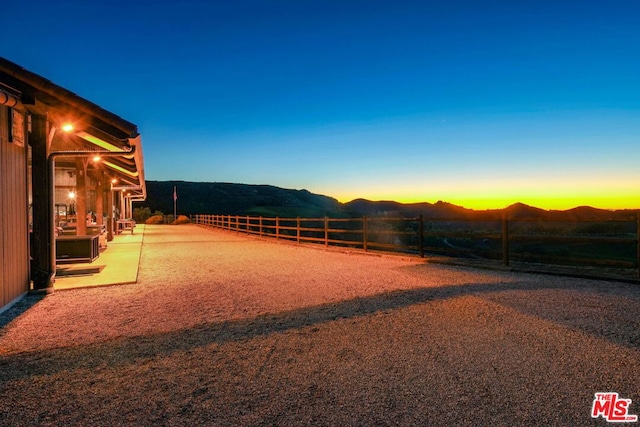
left=61, top=123, right=74, bottom=132
left=68, top=191, right=75, bottom=200
left=93, top=155, right=101, bottom=162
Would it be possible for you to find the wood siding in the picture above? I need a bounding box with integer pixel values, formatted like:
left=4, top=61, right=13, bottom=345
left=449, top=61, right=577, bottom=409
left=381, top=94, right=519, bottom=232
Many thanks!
left=0, top=105, right=29, bottom=310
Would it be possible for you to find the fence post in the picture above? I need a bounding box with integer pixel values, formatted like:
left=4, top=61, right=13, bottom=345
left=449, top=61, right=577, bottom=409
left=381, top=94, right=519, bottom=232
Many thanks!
left=502, top=213, right=510, bottom=266
left=297, top=217, right=301, bottom=244
left=324, top=217, right=329, bottom=247
left=276, top=217, right=280, bottom=240
left=362, top=216, right=368, bottom=251
left=419, top=215, right=424, bottom=258
left=259, top=216, right=263, bottom=237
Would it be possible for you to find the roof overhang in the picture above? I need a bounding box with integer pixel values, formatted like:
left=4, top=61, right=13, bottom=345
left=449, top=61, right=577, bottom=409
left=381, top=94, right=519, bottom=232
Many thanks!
left=0, top=56, right=146, bottom=199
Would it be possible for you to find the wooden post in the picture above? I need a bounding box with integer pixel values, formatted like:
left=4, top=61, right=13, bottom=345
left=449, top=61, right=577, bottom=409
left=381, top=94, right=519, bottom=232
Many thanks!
left=75, top=158, right=88, bottom=236
left=324, top=217, right=329, bottom=247
left=276, top=217, right=280, bottom=239
left=297, top=217, right=301, bottom=244
left=106, top=181, right=114, bottom=241
left=259, top=216, right=263, bottom=237
left=502, top=213, right=510, bottom=266
left=418, top=215, right=424, bottom=258
left=30, top=114, right=55, bottom=292
left=94, top=170, right=104, bottom=227
left=363, top=216, right=368, bottom=251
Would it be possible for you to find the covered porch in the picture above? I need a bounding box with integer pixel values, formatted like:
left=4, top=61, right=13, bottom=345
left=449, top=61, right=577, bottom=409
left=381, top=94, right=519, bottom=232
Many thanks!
left=54, top=225, right=145, bottom=290
left=0, top=57, right=146, bottom=295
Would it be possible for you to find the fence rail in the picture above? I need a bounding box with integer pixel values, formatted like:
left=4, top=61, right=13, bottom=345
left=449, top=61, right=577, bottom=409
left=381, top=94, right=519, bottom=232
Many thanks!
left=192, top=213, right=640, bottom=279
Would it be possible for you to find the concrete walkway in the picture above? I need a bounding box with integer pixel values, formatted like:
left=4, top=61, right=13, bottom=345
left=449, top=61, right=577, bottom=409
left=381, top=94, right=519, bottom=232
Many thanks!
left=54, top=225, right=145, bottom=290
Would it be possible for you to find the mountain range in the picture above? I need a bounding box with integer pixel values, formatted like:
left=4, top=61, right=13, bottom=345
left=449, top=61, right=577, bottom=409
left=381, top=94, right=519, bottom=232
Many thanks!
left=141, top=180, right=638, bottom=221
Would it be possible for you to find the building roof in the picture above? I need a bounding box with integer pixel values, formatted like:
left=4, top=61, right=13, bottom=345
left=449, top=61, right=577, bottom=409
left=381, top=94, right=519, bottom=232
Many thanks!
left=0, top=56, right=145, bottom=198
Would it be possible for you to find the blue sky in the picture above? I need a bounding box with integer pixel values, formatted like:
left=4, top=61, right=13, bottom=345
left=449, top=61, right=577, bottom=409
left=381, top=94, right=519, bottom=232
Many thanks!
left=3, top=0, right=639, bottom=209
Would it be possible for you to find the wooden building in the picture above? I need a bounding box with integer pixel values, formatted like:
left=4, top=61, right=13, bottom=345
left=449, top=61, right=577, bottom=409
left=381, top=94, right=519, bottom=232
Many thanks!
left=0, top=57, right=145, bottom=312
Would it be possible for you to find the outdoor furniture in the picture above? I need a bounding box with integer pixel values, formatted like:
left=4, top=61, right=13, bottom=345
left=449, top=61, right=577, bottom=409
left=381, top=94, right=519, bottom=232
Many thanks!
left=56, top=234, right=100, bottom=263
left=116, top=219, right=136, bottom=234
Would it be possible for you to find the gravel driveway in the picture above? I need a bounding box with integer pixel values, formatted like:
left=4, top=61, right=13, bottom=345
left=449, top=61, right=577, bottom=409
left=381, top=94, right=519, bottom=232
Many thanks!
left=1, top=224, right=639, bottom=426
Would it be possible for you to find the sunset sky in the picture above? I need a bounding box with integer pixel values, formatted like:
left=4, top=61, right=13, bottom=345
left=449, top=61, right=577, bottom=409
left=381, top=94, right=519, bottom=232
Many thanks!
left=3, top=0, right=639, bottom=210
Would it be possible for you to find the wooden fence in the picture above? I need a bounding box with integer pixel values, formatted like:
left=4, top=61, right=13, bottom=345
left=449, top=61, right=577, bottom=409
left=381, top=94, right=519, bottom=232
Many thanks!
left=192, top=214, right=640, bottom=278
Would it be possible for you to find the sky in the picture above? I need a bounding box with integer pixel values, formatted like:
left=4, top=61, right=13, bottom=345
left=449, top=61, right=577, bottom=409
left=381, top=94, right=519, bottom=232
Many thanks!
left=3, top=0, right=639, bottom=210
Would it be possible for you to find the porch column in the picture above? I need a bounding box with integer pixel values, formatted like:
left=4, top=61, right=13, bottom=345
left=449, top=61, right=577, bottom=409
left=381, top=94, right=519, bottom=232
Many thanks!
left=30, top=114, right=55, bottom=292
left=94, top=170, right=104, bottom=227
left=75, top=158, right=88, bottom=236
left=106, top=182, right=114, bottom=241
left=119, top=191, right=125, bottom=219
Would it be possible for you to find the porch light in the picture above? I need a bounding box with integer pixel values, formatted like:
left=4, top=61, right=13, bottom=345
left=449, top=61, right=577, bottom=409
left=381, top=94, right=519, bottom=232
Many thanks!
left=92, top=155, right=101, bottom=162
left=61, top=123, right=74, bottom=132
left=68, top=191, right=75, bottom=200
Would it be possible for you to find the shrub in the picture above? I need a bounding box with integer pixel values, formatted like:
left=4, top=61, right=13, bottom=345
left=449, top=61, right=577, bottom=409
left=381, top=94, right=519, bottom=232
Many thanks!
left=146, top=215, right=164, bottom=224
left=172, top=215, right=191, bottom=225
left=133, top=207, right=152, bottom=223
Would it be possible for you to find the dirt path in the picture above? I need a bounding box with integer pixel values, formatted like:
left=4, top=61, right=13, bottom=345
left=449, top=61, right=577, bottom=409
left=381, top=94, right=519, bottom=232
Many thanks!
left=1, top=224, right=639, bottom=426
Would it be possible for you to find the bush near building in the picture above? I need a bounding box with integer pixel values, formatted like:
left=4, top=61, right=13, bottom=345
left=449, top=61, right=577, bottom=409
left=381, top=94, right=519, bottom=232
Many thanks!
left=146, top=215, right=165, bottom=225
left=172, top=215, right=191, bottom=225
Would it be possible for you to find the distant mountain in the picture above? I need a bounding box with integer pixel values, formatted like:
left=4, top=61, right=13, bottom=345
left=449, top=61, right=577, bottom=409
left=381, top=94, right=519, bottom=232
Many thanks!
left=143, top=181, right=344, bottom=217
left=140, top=180, right=638, bottom=221
left=343, top=199, right=484, bottom=219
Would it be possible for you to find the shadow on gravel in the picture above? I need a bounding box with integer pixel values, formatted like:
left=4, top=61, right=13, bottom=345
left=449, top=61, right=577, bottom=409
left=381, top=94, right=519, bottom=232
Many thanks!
left=2, top=276, right=639, bottom=383
left=0, top=293, right=47, bottom=330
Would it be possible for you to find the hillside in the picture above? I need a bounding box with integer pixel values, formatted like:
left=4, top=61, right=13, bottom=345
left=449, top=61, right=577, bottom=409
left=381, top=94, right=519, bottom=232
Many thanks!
left=140, top=180, right=638, bottom=220
left=143, top=181, right=345, bottom=217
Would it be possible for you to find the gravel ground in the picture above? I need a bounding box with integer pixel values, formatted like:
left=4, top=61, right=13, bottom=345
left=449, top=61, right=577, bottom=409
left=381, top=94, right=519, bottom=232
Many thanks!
left=1, top=224, right=639, bottom=426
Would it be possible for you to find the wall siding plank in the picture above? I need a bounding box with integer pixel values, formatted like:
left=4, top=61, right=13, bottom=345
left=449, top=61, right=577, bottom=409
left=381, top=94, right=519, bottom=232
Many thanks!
left=0, top=106, right=30, bottom=310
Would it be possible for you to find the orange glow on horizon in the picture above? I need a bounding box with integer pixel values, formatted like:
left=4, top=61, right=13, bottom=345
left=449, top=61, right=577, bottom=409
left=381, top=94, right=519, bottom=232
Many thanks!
left=330, top=188, right=640, bottom=211
left=332, top=195, right=639, bottom=211
left=322, top=173, right=640, bottom=211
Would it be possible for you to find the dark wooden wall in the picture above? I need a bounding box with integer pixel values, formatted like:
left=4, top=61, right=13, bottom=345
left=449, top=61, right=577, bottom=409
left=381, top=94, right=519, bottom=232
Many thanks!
left=0, top=105, right=30, bottom=310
